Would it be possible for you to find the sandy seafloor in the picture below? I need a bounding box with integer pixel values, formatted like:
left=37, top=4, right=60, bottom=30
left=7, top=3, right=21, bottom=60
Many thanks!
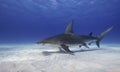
left=0, top=44, right=120, bottom=72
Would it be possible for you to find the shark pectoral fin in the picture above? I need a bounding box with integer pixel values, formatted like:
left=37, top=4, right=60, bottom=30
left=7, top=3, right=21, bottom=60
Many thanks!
left=58, top=47, right=64, bottom=52
left=60, top=44, right=73, bottom=53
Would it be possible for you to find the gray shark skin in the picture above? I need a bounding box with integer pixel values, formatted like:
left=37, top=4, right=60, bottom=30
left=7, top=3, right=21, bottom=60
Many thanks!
left=37, top=20, right=113, bottom=54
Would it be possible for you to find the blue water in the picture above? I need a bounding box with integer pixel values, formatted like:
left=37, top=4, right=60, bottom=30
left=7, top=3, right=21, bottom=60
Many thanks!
left=0, top=0, right=120, bottom=44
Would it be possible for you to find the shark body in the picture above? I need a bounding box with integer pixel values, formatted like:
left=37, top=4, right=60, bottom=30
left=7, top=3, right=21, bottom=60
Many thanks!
left=37, top=20, right=113, bottom=54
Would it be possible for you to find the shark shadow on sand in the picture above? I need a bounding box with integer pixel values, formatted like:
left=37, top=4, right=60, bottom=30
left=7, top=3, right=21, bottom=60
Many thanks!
left=42, top=48, right=102, bottom=56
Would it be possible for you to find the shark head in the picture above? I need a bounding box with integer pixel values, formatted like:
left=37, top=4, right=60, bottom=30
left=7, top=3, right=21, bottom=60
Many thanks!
left=37, top=39, right=51, bottom=45
left=37, top=35, right=60, bottom=45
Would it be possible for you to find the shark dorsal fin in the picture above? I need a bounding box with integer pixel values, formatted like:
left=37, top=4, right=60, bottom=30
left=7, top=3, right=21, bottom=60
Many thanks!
left=89, top=32, right=93, bottom=36
left=64, top=20, right=74, bottom=34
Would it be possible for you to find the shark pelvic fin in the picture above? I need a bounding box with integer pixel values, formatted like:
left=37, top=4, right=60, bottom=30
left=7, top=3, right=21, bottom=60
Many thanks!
left=64, top=20, right=74, bottom=34
left=83, top=43, right=89, bottom=48
left=79, top=43, right=89, bottom=48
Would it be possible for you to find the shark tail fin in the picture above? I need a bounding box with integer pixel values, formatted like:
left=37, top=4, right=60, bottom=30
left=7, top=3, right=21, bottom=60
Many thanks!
left=96, top=26, right=114, bottom=47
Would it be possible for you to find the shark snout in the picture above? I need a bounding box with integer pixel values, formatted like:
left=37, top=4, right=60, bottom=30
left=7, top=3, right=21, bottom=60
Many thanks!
left=36, top=41, right=47, bottom=45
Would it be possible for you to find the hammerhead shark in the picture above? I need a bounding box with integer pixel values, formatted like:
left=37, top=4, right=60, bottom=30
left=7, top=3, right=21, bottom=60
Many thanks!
left=37, top=20, right=113, bottom=54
